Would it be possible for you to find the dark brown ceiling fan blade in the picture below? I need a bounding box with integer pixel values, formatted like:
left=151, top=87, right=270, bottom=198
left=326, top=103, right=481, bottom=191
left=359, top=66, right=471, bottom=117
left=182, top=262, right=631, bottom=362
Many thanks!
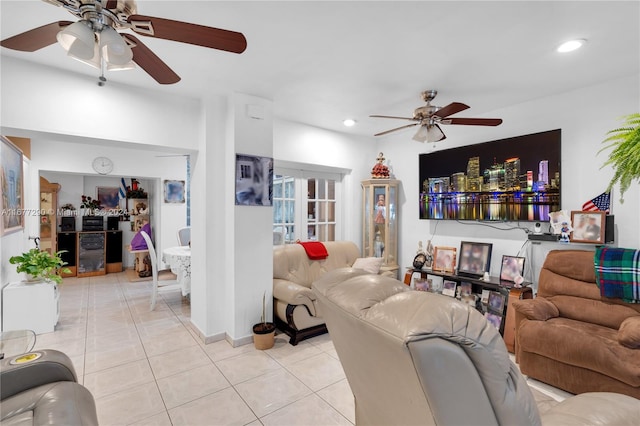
left=127, top=14, right=247, bottom=54
left=370, top=114, right=417, bottom=121
left=123, top=34, right=180, bottom=84
left=105, top=0, right=118, bottom=9
left=1, top=21, right=72, bottom=52
left=374, top=122, right=419, bottom=137
left=445, top=117, right=503, bottom=126
left=433, top=102, right=470, bottom=119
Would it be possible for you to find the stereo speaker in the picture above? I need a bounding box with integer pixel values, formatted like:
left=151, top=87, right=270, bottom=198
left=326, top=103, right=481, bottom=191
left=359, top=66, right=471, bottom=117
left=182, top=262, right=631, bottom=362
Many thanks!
left=60, top=216, right=75, bottom=232
left=107, top=216, right=120, bottom=231
left=605, top=215, right=615, bottom=243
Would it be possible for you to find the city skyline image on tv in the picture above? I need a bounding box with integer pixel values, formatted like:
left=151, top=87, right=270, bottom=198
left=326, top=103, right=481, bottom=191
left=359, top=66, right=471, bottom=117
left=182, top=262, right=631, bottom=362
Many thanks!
left=419, top=129, right=561, bottom=221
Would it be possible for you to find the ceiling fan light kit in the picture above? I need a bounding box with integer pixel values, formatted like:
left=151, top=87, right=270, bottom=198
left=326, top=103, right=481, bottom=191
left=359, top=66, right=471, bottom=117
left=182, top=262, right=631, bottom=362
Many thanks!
left=371, top=90, right=503, bottom=142
left=1, top=0, right=247, bottom=85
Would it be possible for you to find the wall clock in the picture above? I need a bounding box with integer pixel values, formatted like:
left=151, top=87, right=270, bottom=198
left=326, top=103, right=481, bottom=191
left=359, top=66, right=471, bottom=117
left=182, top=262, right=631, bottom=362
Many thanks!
left=92, top=156, right=113, bottom=175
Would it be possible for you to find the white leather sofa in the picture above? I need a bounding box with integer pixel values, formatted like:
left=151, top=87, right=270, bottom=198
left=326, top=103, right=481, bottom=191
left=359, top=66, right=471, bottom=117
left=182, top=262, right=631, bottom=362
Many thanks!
left=273, top=241, right=381, bottom=345
left=313, top=272, right=640, bottom=425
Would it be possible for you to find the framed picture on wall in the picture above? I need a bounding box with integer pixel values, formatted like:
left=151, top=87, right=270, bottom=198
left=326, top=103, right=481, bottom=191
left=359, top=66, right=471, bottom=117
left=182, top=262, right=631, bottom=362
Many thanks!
left=1, top=136, right=24, bottom=236
left=570, top=211, right=606, bottom=243
left=97, top=187, right=120, bottom=209
left=235, top=154, right=273, bottom=206
left=164, top=180, right=185, bottom=203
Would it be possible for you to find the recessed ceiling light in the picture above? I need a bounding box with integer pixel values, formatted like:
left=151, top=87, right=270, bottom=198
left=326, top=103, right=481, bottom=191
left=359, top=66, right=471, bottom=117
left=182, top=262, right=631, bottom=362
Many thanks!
left=343, top=119, right=356, bottom=127
left=557, top=39, right=586, bottom=53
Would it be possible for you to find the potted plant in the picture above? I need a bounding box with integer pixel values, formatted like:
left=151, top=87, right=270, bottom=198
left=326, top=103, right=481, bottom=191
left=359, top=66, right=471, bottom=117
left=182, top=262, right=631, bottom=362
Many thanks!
left=253, top=291, right=276, bottom=350
left=9, top=249, right=72, bottom=284
left=80, top=195, right=101, bottom=215
left=600, top=113, right=640, bottom=203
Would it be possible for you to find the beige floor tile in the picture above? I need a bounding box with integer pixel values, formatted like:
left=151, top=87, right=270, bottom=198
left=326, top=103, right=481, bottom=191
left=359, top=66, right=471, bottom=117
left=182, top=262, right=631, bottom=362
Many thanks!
left=235, top=369, right=312, bottom=418
left=156, top=364, right=231, bottom=409
left=85, top=327, right=141, bottom=353
left=168, top=387, right=257, bottom=426
left=95, top=381, right=165, bottom=426
left=148, top=345, right=211, bottom=379
left=260, top=393, right=352, bottom=426
left=286, top=352, right=346, bottom=392
left=216, top=350, right=283, bottom=385
left=33, top=336, right=86, bottom=358
left=265, top=336, right=323, bottom=367
left=84, top=341, right=147, bottom=374
left=141, top=327, right=198, bottom=357
left=128, top=411, right=173, bottom=426
left=317, top=379, right=355, bottom=424
left=83, top=359, right=155, bottom=399
left=69, top=354, right=85, bottom=384
left=202, top=338, right=257, bottom=362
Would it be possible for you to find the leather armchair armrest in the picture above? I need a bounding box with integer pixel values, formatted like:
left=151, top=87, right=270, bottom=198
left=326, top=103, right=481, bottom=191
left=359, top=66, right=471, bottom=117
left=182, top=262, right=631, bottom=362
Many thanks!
left=1, top=349, right=78, bottom=400
left=273, top=279, right=316, bottom=315
left=618, top=316, right=640, bottom=349
left=512, top=298, right=559, bottom=321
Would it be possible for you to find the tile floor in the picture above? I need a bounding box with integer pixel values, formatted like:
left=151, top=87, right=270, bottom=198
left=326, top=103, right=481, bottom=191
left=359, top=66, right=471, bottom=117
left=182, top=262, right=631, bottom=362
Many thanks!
left=32, top=272, right=571, bottom=425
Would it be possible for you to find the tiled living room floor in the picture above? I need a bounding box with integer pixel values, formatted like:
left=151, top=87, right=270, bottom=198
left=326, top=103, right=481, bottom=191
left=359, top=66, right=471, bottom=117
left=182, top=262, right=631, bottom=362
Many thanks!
left=32, top=272, right=570, bottom=426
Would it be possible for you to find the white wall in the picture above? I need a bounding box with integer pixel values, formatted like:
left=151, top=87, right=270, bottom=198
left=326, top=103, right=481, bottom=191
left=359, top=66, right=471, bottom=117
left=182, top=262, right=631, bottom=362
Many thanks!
left=273, top=119, right=378, bottom=244
left=378, top=73, right=640, bottom=285
left=1, top=56, right=201, bottom=150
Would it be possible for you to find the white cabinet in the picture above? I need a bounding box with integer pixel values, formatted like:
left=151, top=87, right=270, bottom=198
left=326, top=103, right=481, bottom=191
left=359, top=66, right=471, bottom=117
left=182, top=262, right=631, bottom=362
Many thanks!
left=2, top=281, right=59, bottom=334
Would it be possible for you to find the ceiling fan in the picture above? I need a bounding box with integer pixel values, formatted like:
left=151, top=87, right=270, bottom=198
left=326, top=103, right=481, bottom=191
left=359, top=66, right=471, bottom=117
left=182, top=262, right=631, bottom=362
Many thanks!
left=370, top=90, right=503, bottom=142
left=0, top=0, right=247, bottom=85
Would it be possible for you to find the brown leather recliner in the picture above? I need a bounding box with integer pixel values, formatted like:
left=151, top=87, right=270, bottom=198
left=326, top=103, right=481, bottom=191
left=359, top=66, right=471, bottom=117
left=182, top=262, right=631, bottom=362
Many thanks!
left=513, top=249, right=640, bottom=398
left=313, top=270, right=640, bottom=425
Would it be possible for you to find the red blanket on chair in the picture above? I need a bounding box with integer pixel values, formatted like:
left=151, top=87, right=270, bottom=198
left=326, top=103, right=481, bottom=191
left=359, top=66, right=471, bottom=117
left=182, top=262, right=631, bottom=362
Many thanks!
left=298, top=241, right=329, bottom=260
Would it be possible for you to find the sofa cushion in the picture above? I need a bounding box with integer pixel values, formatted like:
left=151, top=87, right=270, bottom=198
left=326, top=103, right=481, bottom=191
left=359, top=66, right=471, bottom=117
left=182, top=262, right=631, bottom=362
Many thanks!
left=273, top=241, right=360, bottom=288
left=512, top=298, right=559, bottom=321
left=548, top=294, right=639, bottom=330
left=518, top=317, right=640, bottom=387
left=352, top=257, right=384, bottom=274
left=619, top=316, right=640, bottom=349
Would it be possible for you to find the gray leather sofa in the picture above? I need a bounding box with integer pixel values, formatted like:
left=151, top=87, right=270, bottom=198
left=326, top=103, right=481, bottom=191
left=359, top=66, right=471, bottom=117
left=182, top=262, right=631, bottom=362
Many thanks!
left=313, top=271, right=640, bottom=425
left=1, top=349, right=98, bottom=425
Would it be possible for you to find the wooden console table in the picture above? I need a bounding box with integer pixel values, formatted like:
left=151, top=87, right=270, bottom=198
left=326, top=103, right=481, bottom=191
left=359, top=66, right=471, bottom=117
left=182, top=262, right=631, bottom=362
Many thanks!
left=404, top=268, right=532, bottom=353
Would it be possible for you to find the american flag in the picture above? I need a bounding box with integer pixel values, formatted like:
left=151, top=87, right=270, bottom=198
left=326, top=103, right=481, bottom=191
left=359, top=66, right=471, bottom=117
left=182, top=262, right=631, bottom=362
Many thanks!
left=582, top=191, right=610, bottom=212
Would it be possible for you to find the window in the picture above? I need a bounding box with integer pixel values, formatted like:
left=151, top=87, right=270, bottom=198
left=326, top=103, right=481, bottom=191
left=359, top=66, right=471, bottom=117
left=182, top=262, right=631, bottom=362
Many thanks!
left=273, top=169, right=341, bottom=244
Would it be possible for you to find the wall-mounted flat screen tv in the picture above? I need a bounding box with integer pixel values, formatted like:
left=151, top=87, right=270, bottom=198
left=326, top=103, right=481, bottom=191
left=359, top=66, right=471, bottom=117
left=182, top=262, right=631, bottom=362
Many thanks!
left=419, top=129, right=560, bottom=221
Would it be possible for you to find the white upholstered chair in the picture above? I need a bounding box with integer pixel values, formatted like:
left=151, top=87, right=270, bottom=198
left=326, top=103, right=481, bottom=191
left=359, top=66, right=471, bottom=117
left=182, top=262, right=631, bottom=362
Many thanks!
left=140, top=231, right=181, bottom=311
left=177, top=227, right=190, bottom=246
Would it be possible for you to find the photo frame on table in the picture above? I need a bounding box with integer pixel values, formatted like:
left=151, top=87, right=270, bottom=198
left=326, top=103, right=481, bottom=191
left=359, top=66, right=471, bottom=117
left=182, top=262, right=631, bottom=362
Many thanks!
left=164, top=180, right=185, bottom=203
left=235, top=154, right=273, bottom=206
left=500, top=255, right=526, bottom=283
left=485, top=312, right=503, bottom=330
left=442, top=280, right=457, bottom=297
left=459, top=282, right=473, bottom=297
left=458, top=241, right=493, bottom=277
left=488, top=291, right=506, bottom=313
left=97, top=187, right=120, bottom=209
left=414, top=278, right=431, bottom=292
left=433, top=246, right=457, bottom=273
left=570, top=211, right=606, bottom=244
left=1, top=136, right=24, bottom=236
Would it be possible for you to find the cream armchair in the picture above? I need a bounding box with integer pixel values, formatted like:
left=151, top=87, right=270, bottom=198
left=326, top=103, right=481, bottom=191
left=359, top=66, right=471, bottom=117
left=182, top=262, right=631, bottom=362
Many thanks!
left=274, top=241, right=376, bottom=345
left=313, top=272, right=640, bottom=426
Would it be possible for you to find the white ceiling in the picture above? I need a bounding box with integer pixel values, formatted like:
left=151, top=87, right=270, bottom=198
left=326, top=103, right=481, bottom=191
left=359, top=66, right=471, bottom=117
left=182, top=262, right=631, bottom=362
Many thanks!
left=1, top=1, right=639, bottom=139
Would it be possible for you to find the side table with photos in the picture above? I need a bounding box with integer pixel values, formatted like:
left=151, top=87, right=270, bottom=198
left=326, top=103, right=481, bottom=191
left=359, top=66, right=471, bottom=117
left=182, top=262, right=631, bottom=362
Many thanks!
left=403, top=268, right=533, bottom=353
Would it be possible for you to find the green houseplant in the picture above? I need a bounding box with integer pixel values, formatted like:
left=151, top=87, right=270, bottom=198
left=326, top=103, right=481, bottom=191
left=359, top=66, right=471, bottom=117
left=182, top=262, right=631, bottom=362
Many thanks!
left=600, top=113, right=640, bottom=203
left=9, top=249, right=71, bottom=284
left=252, top=291, right=276, bottom=350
